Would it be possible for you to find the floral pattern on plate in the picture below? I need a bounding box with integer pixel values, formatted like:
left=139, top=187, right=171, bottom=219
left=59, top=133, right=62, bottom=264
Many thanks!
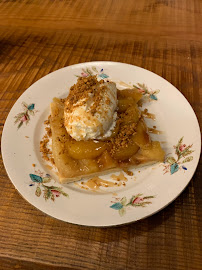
left=110, top=194, right=155, bottom=216
left=29, top=170, right=68, bottom=201
left=133, top=83, right=160, bottom=101
left=163, top=137, right=194, bottom=174
left=77, top=67, right=160, bottom=101
left=14, top=102, right=36, bottom=129
left=76, top=66, right=109, bottom=79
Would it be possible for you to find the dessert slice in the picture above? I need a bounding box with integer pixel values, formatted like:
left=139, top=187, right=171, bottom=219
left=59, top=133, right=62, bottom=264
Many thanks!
left=50, top=76, right=165, bottom=183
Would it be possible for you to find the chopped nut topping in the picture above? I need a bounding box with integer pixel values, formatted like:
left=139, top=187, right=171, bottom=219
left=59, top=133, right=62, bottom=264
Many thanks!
left=64, top=76, right=107, bottom=116
left=45, top=127, right=52, bottom=137
left=110, top=119, right=137, bottom=156
left=40, top=120, right=54, bottom=165
left=40, top=135, right=50, bottom=162
left=44, top=119, right=50, bottom=125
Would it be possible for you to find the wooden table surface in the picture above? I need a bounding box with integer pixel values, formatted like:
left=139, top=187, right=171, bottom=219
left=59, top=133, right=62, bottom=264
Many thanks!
left=0, top=0, right=201, bottom=269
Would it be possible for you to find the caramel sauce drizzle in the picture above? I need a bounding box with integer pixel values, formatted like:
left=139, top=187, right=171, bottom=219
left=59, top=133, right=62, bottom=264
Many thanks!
left=148, top=128, right=163, bottom=135
left=75, top=172, right=128, bottom=191
left=123, top=169, right=134, bottom=176
left=142, top=109, right=156, bottom=120
left=81, top=177, right=116, bottom=191
left=111, top=172, right=128, bottom=182
left=45, top=164, right=53, bottom=171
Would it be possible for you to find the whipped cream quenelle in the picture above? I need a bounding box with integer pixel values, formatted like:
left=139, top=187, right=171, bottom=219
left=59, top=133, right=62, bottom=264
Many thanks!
left=64, top=76, right=117, bottom=141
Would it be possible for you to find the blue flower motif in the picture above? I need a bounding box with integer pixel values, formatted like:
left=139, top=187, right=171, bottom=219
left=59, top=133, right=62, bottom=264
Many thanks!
left=28, top=104, right=35, bottom=111
left=99, top=73, right=109, bottom=79
left=182, top=166, right=187, bottom=170
left=150, top=94, right=157, bottom=100
left=170, top=163, right=179, bottom=174
left=110, top=202, right=123, bottom=210
left=29, top=174, right=43, bottom=183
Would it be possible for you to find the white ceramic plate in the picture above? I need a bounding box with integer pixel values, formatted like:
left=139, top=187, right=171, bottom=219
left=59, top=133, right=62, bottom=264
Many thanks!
left=2, top=62, right=201, bottom=227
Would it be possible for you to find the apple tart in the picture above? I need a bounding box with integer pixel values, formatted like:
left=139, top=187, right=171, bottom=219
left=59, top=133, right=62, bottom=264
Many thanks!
left=49, top=76, right=165, bottom=183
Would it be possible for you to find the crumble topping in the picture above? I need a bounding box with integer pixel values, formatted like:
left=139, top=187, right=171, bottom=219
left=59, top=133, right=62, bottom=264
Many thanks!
left=64, top=76, right=106, bottom=116
left=40, top=116, right=55, bottom=165
left=110, top=116, right=137, bottom=156
left=64, top=75, right=117, bottom=141
left=40, top=135, right=51, bottom=162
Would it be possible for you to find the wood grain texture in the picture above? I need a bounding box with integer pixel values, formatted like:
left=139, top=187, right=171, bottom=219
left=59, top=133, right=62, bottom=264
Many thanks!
left=0, top=0, right=201, bottom=269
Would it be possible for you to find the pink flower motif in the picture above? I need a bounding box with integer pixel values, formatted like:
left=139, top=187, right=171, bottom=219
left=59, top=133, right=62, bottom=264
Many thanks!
left=179, top=144, right=186, bottom=152
left=51, top=190, right=60, bottom=197
left=81, top=72, right=88, bottom=77
left=137, top=88, right=145, bottom=94
left=132, top=197, right=143, bottom=204
left=21, top=114, right=27, bottom=122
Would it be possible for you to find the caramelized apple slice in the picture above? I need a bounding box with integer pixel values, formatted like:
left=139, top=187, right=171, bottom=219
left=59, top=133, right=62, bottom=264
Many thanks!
left=112, top=142, right=139, bottom=160
left=118, top=97, right=137, bottom=112
left=52, top=141, right=80, bottom=177
left=132, top=118, right=150, bottom=147
left=98, top=150, right=117, bottom=169
left=139, top=141, right=165, bottom=162
left=122, top=105, right=141, bottom=125
left=51, top=100, right=80, bottom=177
left=117, top=89, right=142, bottom=103
left=79, top=159, right=100, bottom=173
left=67, top=140, right=107, bottom=159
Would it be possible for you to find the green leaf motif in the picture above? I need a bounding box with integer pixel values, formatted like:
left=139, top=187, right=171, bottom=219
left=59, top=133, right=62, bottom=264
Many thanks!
left=42, top=177, right=51, bottom=183
left=35, top=186, right=41, bottom=197
left=51, top=194, right=55, bottom=201
left=120, top=196, right=127, bottom=206
left=137, top=83, right=148, bottom=91
left=86, top=68, right=93, bottom=76
left=46, top=186, right=60, bottom=191
left=178, top=137, right=184, bottom=144
left=22, top=102, right=28, bottom=109
left=29, top=110, right=35, bottom=116
left=92, top=66, right=98, bottom=73
left=15, top=112, right=25, bottom=121
left=182, top=156, right=193, bottom=163
left=166, top=156, right=176, bottom=165
left=60, top=190, right=69, bottom=197
left=44, top=188, right=52, bottom=201
left=143, top=195, right=155, bottom=200
left=181, top=149, right=194, bottom=157
left=119, top=207, right=126, bottom=217
left=176, top=137, right=184, bottom=149
left=153, top=89, right=160, bottom=95
left=142, top=201, right=152, bottom=206
left=17, top=121, right=23, bottom=129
